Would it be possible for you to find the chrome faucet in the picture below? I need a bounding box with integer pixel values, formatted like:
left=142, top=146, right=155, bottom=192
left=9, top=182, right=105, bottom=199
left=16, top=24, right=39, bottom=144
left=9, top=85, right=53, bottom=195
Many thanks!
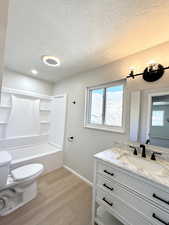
left=140, top=144, right=146, bottom=158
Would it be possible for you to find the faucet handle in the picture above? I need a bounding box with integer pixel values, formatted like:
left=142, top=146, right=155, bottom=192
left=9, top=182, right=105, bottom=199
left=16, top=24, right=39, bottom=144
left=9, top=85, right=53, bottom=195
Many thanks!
left=129, top=145, right=138, bottom=155
left=150, top=151, right=162, bottom=161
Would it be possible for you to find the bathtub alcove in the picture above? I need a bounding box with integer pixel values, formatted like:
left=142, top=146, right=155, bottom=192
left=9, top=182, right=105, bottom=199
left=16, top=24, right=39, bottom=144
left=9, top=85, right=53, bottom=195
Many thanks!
left=0, top=88, right=67, bottom=174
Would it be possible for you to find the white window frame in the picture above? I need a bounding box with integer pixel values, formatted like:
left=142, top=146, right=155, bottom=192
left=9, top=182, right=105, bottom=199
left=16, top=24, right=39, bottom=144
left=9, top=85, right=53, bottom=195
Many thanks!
left=84, top=80, right=126, bottom=133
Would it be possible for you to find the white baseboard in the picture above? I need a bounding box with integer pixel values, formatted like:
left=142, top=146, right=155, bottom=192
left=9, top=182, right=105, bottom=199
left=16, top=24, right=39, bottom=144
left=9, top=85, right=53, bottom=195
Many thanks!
left=63, top=165, right=93, bottom=187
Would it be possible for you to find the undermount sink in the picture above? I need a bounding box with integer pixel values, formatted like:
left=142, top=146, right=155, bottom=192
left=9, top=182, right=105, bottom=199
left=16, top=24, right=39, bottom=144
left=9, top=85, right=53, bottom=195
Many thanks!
left=119, top=154, right=169, bottom=176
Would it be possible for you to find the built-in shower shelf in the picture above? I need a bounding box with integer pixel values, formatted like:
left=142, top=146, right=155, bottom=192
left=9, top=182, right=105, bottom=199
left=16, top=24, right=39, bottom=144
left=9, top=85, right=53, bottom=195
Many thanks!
left=0, top=122, right=8, bottom=125
left=40, top=108, right=51, bottom=112
left=40, top=133, right=49, bottom=136
left=40, top=121, right=50, bottom=124
left=0, top=105, right=11, bottom=108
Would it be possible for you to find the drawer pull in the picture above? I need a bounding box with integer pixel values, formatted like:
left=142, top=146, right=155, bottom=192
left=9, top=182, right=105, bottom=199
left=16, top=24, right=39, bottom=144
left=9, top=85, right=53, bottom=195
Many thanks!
left=103, top=170, right=114, bottom=176
left=152, top=213, right=169, bottom=225
left=102, top=197, right=113, bottom=207
left=153, top=193, right=169, bottom=205
left=103, top=183, right=114, bottom=191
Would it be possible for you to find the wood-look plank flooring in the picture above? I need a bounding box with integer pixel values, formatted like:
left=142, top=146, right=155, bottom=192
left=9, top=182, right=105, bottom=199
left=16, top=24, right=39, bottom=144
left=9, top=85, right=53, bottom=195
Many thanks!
left=0, top=168, right=92, bottom=225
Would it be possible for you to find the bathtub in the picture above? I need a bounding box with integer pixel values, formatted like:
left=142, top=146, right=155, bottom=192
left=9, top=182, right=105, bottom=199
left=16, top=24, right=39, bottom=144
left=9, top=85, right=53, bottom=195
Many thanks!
left=8, top=143, right=63, bottom=174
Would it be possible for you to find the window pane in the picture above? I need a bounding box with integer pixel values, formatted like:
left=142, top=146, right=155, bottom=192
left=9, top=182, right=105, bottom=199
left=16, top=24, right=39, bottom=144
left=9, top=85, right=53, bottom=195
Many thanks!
left=90, top=89, right=104, bottom=124
left=152, top=110, right=164, bottom=126
left=105, top=85, right=123, bottom=126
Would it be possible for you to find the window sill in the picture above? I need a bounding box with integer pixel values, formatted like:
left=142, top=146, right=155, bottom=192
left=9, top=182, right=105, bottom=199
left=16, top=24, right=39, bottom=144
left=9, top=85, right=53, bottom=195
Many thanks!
left=84, top=124, right=125, bottom=134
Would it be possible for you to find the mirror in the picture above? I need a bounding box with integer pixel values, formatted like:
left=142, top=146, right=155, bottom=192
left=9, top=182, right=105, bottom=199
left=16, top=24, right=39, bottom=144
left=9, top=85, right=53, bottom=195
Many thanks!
left=130, top=89, right=169, bottom=148
left=148, top=94, right=169, bottom=147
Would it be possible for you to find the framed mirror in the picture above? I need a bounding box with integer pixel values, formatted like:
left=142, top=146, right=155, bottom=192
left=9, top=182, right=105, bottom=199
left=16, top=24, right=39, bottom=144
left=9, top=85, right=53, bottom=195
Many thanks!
left=130, top=88, right=169, bottom=148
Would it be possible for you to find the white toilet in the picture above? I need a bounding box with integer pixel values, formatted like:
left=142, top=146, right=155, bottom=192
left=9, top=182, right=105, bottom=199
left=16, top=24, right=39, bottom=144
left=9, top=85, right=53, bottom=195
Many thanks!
left=0, top=151, right=44, bottom=216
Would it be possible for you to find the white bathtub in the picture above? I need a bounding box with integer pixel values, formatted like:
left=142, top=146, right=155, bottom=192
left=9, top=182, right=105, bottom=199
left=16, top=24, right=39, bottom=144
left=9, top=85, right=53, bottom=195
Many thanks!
left=8, top=143, right=63, bottom=174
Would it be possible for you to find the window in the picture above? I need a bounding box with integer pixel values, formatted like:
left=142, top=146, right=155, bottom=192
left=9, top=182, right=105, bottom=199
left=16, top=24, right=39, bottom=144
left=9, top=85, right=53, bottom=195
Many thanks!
left=90, top=89, right=104, bottom=124
left=152, top=110, right=164, bottom=126
left=85, top=80, right=126, bottom=133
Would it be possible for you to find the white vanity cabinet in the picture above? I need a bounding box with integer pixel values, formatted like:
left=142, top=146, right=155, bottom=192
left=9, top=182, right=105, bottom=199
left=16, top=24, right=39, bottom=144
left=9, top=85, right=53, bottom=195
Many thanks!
left=92, top=155, right=169, bottom=225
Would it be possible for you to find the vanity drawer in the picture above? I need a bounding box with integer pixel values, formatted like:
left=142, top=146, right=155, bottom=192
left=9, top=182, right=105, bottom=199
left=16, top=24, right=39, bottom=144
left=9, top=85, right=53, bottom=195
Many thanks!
left=96, top=161, right=169, bottom=211
left=96, top=174, right=121, bottom=193
left=96, top=176, right=169, bottom=225
left=96, top=188, right=152, bottom=225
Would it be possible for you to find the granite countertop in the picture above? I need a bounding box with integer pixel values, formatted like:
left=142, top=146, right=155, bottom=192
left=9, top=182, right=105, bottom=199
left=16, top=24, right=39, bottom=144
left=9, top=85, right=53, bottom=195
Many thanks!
left=94, top=147, right=169, bottom=189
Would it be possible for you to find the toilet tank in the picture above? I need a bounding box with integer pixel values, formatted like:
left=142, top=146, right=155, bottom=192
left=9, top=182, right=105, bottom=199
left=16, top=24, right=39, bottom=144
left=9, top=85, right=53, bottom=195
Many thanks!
left=0, top=151, right=12, bottom=187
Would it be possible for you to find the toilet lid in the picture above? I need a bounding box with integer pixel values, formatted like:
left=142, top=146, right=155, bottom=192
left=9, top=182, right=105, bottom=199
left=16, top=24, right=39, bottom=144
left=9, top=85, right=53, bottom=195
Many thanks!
left=11, top=164, right=44, bottom=181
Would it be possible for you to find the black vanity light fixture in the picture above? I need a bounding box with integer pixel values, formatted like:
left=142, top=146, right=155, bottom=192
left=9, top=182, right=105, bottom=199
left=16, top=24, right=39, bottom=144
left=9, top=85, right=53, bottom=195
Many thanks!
left=127, top=61, right=169, bottom=82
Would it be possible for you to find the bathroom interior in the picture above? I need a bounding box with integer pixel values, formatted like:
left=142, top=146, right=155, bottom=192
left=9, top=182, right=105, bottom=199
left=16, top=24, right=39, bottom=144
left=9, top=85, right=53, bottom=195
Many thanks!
left=1, top=0, right=169, bottom=225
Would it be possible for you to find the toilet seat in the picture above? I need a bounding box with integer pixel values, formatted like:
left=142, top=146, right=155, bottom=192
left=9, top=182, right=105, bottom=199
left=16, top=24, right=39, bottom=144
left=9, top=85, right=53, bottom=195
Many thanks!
left=11, top=164, right=44, bottom=182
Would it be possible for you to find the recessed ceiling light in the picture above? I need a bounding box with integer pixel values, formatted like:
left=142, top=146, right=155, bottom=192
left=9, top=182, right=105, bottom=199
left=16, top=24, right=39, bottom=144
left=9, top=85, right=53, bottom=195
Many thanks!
left=42, top=55, right=60, bottom=67
left=31, top=69, right=38, bottom=75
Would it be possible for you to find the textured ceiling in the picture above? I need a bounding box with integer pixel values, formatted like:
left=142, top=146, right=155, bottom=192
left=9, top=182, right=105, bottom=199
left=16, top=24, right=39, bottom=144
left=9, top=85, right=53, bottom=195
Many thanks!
left=4, top=0, right=169, bottom=82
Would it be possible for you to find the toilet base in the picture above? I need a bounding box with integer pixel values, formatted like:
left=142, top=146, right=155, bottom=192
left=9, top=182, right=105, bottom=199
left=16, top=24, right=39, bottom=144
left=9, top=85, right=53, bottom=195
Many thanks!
left=0, top=181, right=37, bottom=216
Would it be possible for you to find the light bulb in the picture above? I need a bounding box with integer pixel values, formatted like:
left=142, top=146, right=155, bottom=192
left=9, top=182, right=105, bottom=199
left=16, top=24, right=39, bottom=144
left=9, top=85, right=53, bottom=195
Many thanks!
left=147, top=60, right=158, bottom=72
left=148, top=60, right=156, bottom=66
left=31, top=69, right=38, bottom=75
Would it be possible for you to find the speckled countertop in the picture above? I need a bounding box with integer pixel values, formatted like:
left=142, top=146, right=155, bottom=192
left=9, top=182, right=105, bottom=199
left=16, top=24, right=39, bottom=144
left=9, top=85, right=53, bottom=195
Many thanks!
left=94, top=147, right=169, bottom=189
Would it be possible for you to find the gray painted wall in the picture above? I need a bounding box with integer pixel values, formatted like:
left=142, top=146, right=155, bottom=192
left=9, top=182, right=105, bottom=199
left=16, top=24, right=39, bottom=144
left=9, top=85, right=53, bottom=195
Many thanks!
left=53, top=41, right=169, bottom=182
left=0, top=0, right=9, bottom=92
left=2, top=69, right=54, bottom=95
